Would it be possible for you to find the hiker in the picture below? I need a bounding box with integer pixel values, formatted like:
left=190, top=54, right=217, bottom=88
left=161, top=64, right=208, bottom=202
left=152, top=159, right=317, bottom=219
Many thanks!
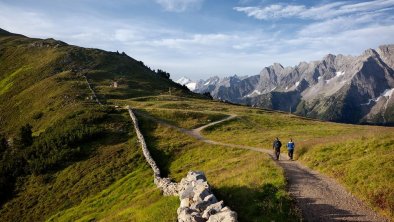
left=272, top=137, right=282, bottom=160
left=287, top=138, right=295, bottom=160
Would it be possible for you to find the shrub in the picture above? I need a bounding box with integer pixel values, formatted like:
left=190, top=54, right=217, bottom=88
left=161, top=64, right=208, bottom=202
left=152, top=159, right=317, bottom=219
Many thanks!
left=14, top=124, right=33, bottom=149
left=0, top=134, right=7, bottom=154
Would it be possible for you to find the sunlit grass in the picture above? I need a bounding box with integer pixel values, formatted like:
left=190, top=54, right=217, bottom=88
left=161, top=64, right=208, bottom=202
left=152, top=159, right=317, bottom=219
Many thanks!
left=138, top=115, right=300, bottom=221
left=298, top=135, right=394, bottom=219
left=47, top=168, right=179, bottom=222
left=138, top=108, right=228, bottom=129
left=119, top=95, right=394, bottom=220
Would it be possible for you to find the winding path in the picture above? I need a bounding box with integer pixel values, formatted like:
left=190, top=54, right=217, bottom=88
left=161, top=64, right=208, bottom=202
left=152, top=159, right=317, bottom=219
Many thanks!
left=136, top=110, right=389, bottom=222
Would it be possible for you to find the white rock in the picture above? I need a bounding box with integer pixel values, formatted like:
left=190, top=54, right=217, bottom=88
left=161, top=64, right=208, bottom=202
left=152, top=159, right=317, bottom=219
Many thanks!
left=202, top=201, right=224, bottom=219
left=206, top=211, right=237, bottom=222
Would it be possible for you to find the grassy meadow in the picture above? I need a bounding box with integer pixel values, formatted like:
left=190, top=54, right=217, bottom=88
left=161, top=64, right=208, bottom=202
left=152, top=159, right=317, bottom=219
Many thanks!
left=116, top=95, right=394, bottom=220
left=298, top=135, right=394, bottom=219
left=38, top=112, right=301, bottom=222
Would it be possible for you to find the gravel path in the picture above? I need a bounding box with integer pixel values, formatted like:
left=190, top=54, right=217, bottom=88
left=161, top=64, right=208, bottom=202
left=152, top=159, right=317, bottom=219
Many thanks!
left=135, top=110, right=389, bottom=222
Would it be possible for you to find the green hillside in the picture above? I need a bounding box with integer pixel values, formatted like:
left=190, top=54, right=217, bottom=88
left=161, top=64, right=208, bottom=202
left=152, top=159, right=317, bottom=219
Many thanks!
left=1, top=29, right=393, bottom=221
left=0, top=29, right=190, bottom=221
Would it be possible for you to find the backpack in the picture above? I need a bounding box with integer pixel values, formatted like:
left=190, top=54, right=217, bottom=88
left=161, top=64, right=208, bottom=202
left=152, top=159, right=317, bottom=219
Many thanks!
left=274, top=140, right=282, bottom=149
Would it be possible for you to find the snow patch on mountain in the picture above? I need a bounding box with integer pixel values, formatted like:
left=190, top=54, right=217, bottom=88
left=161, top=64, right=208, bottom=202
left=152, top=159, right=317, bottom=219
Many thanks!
left=176, top=77, right=197, bottom=90
left=383, top=88, right=394, bottom=97
left=361, top=88, right=394, bottom=106
left=186, top=82, right=197, bottom=91
left=244, top=90, right=263, bottom=98
left=176, top=77, right=192, bottom=85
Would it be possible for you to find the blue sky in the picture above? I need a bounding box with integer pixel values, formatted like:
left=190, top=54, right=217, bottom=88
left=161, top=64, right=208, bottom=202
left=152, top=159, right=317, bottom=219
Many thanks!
left=1, top=0, right=394, bottom=80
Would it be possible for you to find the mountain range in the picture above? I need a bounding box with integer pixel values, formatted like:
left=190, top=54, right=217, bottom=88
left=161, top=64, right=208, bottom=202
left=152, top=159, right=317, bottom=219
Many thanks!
left=177, top=45, right=394, bottom=125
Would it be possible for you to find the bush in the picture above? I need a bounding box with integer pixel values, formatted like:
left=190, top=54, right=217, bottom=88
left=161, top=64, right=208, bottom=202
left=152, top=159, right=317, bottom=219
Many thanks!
left=202, top=92, right=213, bottom=99
left=15, top=124, right=33, bottom=149
left=0, top=134, right=7, bottom=154
left=156, top=69, right=170, bottom=79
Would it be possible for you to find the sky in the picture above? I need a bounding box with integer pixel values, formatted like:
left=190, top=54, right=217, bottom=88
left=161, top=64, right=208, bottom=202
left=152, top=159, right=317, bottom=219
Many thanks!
left=1, top=0, right=394, bottom=81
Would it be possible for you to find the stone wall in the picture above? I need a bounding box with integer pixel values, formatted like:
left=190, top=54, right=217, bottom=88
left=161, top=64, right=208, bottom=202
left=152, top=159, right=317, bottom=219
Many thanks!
left=177, top=171, right=237, bottom=222
left=84, top=75, right=102, bottom=106
left=127, top=106, right=178, bottom=195
left=127, top=107, right=237, bottom=221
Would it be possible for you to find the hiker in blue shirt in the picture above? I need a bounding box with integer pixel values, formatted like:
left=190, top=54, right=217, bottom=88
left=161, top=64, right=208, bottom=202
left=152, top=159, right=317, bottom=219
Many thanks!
left=287, top=138, right=295, bottom=160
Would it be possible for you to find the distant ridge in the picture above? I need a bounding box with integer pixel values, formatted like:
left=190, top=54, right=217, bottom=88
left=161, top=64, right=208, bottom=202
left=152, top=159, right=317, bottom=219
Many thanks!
left=190, top=44, right=394, bottom=125
left=0, top=28, right=20, bottom=36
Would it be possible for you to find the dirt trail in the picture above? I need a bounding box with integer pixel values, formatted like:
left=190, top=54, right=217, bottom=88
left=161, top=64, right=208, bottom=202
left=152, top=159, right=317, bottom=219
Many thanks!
left=135, top=110, right=388, bottom=222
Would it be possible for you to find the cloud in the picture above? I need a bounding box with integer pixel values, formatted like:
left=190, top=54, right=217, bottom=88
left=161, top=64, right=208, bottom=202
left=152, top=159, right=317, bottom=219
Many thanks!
left=155, top=0, right=204, bottom=12
left=150, top=33, right=237, bottom=50
left=0, top=0, right=393, bottom=81
left=0, top=3, right=54, bottom=37
left=234, top=4, right=305, bottom=20
left=298, top=11, right=394, bottom=37
left=234, top=0, right=394, bottom=20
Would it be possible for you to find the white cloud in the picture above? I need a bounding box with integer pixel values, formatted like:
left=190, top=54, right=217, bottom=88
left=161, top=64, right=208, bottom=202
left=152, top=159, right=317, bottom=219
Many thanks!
left=155, top=0, right=204, bottom=12
left=0, top=1, right=393, bottom=81
left=0, top=3, right=54, bottom=37
left=234, top=4, right=305, bottom=20
left=234, top=0, right=394, bottom=20
left=150, top=33, right=237, bottom=50
left=298, top=11, right=393, bottom=37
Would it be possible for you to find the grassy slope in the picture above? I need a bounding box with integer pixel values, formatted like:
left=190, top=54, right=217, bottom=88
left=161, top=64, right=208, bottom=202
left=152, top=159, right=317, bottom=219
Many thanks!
left=51, top=115, right=300, bottom=222
left=137, top=108, right=229, bottom=129
left=0, top=32, right=189, bottom=135
left=0, top=31, right=188, bottom=221
left=119, top=95, right=394, bottom=220
left=298, top=135, right=394, bottom=219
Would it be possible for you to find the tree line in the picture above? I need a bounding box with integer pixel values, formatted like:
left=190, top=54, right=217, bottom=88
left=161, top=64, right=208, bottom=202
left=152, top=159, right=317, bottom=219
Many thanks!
left=0, top=109, right=107, bottom=205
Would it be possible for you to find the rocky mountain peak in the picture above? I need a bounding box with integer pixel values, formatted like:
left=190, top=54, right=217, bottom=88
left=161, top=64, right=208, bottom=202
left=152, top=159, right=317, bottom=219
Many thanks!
left=176, top=76, right=193, bottom=85
left=363, top=48, right=379, bottom=57
left=188, top=44, right=394, bottom=124
left=272, top=63, right=284, bottom=70
left=175, top=77, right=197, bottom=90
left=323, top=54, right=336, bottom=62
left=377, top=44, right=394, bottom=69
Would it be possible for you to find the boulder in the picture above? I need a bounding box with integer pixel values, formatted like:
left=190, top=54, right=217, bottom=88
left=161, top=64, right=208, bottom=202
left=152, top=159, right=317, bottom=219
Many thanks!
left=206, top=207, right=238, bottom=222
